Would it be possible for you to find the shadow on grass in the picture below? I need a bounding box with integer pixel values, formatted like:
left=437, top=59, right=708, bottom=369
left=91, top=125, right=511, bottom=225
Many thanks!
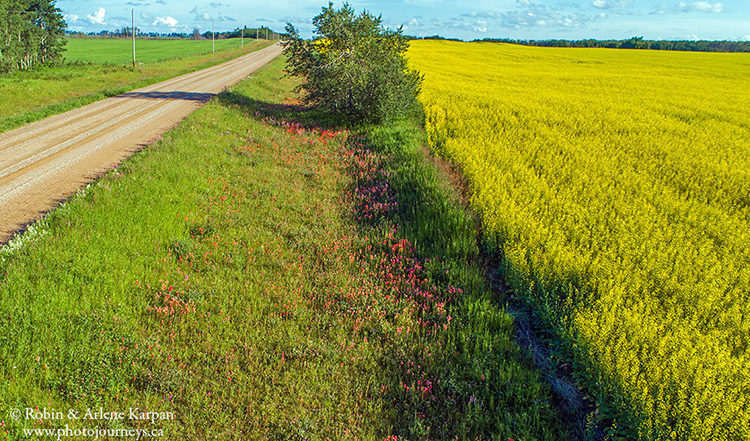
left=216, top=90, right=344, bottom=131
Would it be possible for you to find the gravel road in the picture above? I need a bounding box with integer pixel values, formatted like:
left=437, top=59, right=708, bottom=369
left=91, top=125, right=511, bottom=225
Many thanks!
left=0, top=43, right=283, bottom=244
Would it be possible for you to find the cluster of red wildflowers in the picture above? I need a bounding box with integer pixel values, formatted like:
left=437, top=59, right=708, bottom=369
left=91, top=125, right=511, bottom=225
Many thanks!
left=344, top=148, right=399, bottom=221
left=343, top=137, right=468, bottom=438
left=255, top=113, right=344, bottom=145
left=147, top=285, right=196, bottom=318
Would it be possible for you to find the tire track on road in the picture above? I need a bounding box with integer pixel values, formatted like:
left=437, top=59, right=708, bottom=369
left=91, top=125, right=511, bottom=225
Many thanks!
left=0, top=43, right=283, bottom=243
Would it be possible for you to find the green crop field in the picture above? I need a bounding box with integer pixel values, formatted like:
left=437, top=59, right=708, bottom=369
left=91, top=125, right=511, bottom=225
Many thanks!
left=409, top=40, right=750, bottom=440
left=63, top=38, right=252, bottom=64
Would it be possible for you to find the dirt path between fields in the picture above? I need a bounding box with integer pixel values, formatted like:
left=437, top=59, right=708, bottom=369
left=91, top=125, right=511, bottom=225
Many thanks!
left=0, top=43, right=283, bottom=244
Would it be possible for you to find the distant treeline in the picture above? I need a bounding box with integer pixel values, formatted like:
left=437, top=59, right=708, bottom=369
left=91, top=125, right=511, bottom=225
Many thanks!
left=66, top=26, right=282, bottom=41
left=475, top=36, right=750, bottom=53
left=0, top=0, right=66, bottom=72
left=408, top=35, right=750, bottom=53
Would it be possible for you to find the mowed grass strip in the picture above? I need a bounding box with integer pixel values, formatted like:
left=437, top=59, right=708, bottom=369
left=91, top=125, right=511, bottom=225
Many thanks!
left=64, top=38, right=251, bottom=64
left=0, top=39, right=271, bottom=134
left=0, top=56, right=383, bottom=439
left=0, top=57, right=566, bottom=439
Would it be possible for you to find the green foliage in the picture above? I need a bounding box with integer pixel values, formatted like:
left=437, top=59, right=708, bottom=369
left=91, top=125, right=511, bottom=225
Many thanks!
left=283, top=2, right=422, bottom=124
left=0, top=0, right=67, bottom=72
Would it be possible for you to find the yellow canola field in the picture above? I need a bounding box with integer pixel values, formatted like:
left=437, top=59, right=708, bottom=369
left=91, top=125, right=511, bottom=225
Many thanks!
left=408, top=40, right=750, bottom=440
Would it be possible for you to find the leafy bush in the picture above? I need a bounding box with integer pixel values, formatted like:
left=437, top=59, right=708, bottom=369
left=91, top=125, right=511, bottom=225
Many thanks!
left=283, top=2, right=422, bottom=124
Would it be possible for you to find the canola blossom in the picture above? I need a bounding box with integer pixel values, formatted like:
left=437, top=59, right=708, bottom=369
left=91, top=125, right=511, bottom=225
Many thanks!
left=408, top=40, right=750, bottom=440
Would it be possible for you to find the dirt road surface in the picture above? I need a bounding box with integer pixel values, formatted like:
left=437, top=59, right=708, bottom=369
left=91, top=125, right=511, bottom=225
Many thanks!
left=0, top=43, right=283, bottom=244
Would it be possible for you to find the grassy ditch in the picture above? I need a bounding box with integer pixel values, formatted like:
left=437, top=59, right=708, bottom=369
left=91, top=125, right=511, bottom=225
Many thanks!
left=0, top=40, right=272, bottom=134
left=0, top=57, right=565, bottom=440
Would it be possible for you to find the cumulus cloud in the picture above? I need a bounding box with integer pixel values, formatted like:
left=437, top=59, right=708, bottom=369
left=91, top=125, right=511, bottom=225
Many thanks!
left=473, top=20, right=488, bottom=32
left=652, top=1, right=722, bottom=14
left=462, top=1, right=603, bottom=30
left=190, top=6, right=212, bottom=21
left=188, top=6, right=235, bottom=22
left=86, top=7, right=106, bottom=25
left=653, top=1, right=723, bottom=13
left=684, top=1, right=722, bottom=12
left=64, top=13, right=79, bottom=23
left=153, top=16, right=179, bottom=27
left=591, top=0, right=635, bottom=13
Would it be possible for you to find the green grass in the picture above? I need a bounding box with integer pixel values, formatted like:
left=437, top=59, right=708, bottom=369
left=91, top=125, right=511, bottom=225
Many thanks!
left=0, top=39, right=272, bottom=134
left=63, top=38, right=256, bottom=64
left=0, top=56, right=566, bottom=440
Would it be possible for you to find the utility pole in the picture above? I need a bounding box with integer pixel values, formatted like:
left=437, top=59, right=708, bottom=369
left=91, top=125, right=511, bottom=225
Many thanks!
left=241, top=27, right=244, bottom=47
left=212, top=20, right=215, bottom=53
left=132, top=9, right=136, bottom=69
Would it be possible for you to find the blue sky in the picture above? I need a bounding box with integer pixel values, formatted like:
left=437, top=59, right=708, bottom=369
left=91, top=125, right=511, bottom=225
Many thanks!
left=58, top=0, right=750, bottom=41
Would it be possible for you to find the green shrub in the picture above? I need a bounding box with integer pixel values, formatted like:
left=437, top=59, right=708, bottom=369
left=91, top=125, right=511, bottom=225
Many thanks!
left=282, top=2, right=423, bottom=124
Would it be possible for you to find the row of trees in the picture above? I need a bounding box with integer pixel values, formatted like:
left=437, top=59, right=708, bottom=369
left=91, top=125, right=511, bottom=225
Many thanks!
left=0, top=0, right=66, bottom=72
left=221, top=26, right=281, bottom=40
left=473, top=36, right=750, bottom=52
left=66, top=26, right=281, bottom=41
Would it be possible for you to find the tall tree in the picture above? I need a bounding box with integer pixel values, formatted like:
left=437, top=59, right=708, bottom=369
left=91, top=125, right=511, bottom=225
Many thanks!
left=0, top=0, right=66, bottom=72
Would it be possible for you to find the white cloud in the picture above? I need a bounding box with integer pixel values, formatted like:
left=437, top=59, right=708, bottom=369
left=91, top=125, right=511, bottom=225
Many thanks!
left=462, top=1, right=600, bottom=30
left=652, top=1, right=722, bottom=14
left=742, top=35, right=750, bottom=41
left=190, top=6, right=213, bottom=21
left=678, top=1, right=722, bottom=13
left=591, top=0, right=632, bottom=10
left=64, top=14, right=79, bottom=24
left=154, top=16, right=179, bottom=28
left=473, top=20, right=488, bottom=32
left=691, top=1, right=722, bottom=12
left=86, top=7, right=106, bottom=25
